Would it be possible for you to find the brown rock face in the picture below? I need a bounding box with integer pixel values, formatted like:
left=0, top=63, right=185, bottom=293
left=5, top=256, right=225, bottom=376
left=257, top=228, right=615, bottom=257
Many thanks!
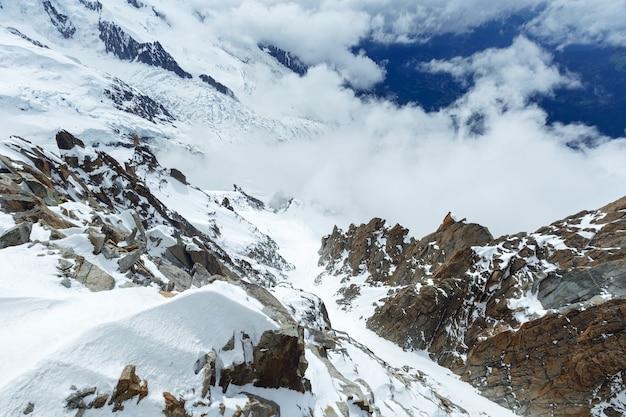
left=319, top=215, right=492, bottom=286
left=162, top=392, right=191, bottom=417
left=463, top=299, right=626, bottom=416
left=109, top=365, right=148, bottom=410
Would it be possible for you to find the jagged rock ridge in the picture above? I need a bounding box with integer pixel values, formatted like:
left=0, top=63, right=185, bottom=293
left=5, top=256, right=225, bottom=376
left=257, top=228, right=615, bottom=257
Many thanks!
left=98, top=20, right=192, bottom=79
left=260, top=44, right=308, bottom=76
left=199, top=74, right=236, bottom=99
left=42, top=0, right=76, bottom=39
left=104, top=76, right=175, bottom=124
left=319, top=201, right=626, bottom=416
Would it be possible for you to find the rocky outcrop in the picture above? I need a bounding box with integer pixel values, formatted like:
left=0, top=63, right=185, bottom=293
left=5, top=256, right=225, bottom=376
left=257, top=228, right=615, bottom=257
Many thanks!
left=7, top=27, right=49, bottom=49
left=463, top=299, right=626, bottom=416
left=109, top=365, right=148, bottom=411
left=99, top=21, right=192, bottom=79
left=78, top=0, right=102, bottom=12
left=320, top=195, right=626, bottom=416
left=259, top=44, right=308, bottom=76
left=104, top=76, right=175, bottom=124
left=1, top=132, right=292, bottom=289
left=199, top=74, right=236, bottom=99
left=235, top=395, right=280, bottom=417
left=162, top=392, right=191, bottom=417
left=219, top=281, right=310, bottom=393
left=42, top=0, right=75, bottom=39
left=319, top=214, right=492, bottom=286
left=0, top=221, right=32, bottom=249
left=74, top=257, right=116, bottom=291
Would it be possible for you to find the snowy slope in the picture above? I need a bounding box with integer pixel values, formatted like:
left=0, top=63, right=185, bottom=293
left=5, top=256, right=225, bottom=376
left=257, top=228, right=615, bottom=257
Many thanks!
left=0, top=0, right=326, bottom=153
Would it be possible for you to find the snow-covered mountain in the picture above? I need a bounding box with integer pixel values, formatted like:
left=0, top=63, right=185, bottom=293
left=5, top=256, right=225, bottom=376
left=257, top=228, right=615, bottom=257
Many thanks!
left=2, top=1, right=626, bottom=417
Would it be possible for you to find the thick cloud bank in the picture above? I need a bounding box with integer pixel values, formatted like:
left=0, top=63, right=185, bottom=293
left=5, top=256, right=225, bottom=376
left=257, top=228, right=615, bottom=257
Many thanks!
left=162, top=0, right=626, bottom=237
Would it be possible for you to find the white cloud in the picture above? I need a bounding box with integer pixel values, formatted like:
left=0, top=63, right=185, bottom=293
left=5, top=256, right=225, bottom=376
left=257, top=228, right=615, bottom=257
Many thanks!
left=526, top=0, right=626, bottom=48
left=422, top=36, right=581, bottom=137
left=153, top=1, right=626, bottom=239
left=171, top=33, right=626, bottom=239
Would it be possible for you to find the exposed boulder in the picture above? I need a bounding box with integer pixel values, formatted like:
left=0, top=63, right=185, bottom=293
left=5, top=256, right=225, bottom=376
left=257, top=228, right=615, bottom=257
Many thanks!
left=73, top=257, right=116, bottom=292
left=190, top=263, right=217, bottom=288
left=169, top=168, right=186, bottom=184
left=117, top=248, right=144, bottom=273
left=197, top=350, right=217, bottom=399
left=235, top=395, right=280, bottom=417
left=199, top=74, right=236, bottom=99
left=65, top=387, right=95, bottom=410
left=162, top=392, right=191, bottom=417
left=89, top=393, right=108, bottom=409
left=0, top=221, right=32, bottom=249
left=55, top=130, right=85, bottom=150
left=87, top=228, right=106, bottom=255
left=109, top=365, right=148, bottom=410
left=22, top=402, right=34, bottom=415
left=155, top=258, right=193, bottom=291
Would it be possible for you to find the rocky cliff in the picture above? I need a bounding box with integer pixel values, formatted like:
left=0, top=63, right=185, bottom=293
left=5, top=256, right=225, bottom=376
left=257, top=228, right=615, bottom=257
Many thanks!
left=319, top=201, right=626, bottom=416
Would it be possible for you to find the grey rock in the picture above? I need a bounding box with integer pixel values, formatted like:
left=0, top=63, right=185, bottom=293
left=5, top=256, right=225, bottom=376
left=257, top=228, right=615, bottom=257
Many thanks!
left=191, top=263, right=215, bottom=288
left=117, top=248, right=143, bottom=273
left=0, top=221, right=33, bottom=249
left=59, top=247, right=76, bottom=259
left=538, top=260, right=626, bottom=309
left=89, top=392, right=108, bottom=409
left=101, top=243, right=120, bottom=259
left=157, top=260, right=192, bottom=291
left=19, top=172, right=56, bottom=204
left=23, top=402, right=34, bottom=415
left=87, top=229, right=106, bottom=255
left=65, top=393, right=86, bottom=410
left=74, top=258, right=115, bottom=292
left=169, top=168, right=186, bottom=184
left=60, top=277, right=72, bottom=288
left=57, top=258, right=74, bottom=274
left=201, top=350, right=217, bottom=398
left=238, top=394, right=280, bottom=417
